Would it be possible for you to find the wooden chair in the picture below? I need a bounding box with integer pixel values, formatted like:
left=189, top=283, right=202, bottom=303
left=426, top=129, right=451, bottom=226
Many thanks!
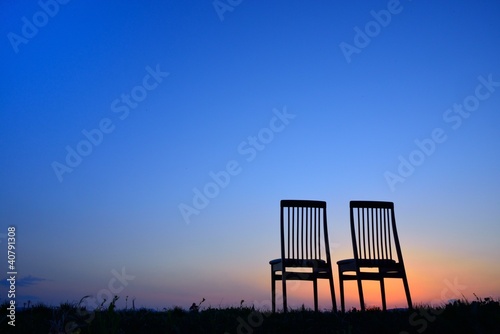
left=270, top=200, right=337, bottom=313
left=337, top=201, right=412, bottom=312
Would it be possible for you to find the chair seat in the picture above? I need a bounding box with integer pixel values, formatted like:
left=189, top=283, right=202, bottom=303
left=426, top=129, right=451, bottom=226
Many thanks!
left=270, top=258, right=329, bottom=269
left=338, top=258, right=398, bottom=269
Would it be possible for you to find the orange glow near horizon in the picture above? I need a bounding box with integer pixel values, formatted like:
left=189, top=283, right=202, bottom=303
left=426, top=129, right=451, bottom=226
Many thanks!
left=261, top=260, right=500, bottom=312
left=243, top=241, right=500, bottom=311
left=25, top=240, right=499, bottom=311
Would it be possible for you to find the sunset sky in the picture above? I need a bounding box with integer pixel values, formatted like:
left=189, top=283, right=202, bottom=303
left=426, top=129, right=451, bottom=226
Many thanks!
left=1, top=0, right=499, bottom=311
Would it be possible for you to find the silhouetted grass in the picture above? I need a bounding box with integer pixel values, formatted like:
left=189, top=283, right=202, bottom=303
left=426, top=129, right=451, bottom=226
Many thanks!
left=1, top=297, right=499, bottom=333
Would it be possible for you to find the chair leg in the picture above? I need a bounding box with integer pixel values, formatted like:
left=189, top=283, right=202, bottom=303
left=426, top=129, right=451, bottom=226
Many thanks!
left=282, top=271, right=288, bottom=313
left=340, top=279, right=345, bottom=313
left=328, top=270, right=337, bottom=312
left=338, top=267, right=345, bottom=313
left=356, top=276, right=365, bottom=311
left=402, top=273, right=413, bottom=309
left=271, top=269, right=276, bottom=313
left=380, top=278, right=387, bottom=311
left=313, top=278, right=318, bottom=312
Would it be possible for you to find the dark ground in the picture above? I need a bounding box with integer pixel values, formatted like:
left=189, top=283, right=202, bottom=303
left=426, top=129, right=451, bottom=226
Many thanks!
left=1, top=298, right=499, bottom=334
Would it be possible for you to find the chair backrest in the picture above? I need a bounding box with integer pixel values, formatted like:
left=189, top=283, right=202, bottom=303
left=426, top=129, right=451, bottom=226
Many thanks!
left=280, top=200, right=332, bottom=264
left=349, top=201, right=405, bottom=264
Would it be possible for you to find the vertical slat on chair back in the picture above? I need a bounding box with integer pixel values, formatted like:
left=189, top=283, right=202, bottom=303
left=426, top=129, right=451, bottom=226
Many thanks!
left=350, top=201, right=400, bottom=262
left=280, top=200, right=328, bottom=262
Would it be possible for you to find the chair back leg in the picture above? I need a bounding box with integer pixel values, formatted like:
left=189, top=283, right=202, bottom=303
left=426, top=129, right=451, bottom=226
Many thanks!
left=403, top=274, right=413, bottom=309
left=328, top=271, right=337, bottom=312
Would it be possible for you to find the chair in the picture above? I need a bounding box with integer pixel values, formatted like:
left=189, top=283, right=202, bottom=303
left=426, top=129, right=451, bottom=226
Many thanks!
left=337, top=201, right=412, bottom=312
left=269, top=200, right=337, bottom=313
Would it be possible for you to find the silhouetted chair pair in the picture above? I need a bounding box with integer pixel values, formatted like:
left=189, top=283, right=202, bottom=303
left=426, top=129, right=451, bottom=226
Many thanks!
left=270, top=200, right=412, bottom=313
left=269, top=200, right=336, bottom=313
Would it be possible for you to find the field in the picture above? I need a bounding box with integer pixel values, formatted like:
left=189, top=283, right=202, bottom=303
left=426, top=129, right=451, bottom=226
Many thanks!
left=1, top=297, right=499, bottom=334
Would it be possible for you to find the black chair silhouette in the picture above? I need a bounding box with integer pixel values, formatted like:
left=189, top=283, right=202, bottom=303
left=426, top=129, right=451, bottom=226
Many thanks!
left=337, top=201, right=412, bottom=312
left=270, top=200, right=337, bottom=313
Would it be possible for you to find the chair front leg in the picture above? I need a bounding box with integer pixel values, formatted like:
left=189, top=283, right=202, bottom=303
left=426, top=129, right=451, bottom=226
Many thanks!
left=338, top=267, right=345, bottom=313
left=282, top=270, right=288, bottom=313
left=380, top=278, right=387, bottom=311
left=271, top=267, right=276, bottom=313
left=313, top=278, right=318, bottom=312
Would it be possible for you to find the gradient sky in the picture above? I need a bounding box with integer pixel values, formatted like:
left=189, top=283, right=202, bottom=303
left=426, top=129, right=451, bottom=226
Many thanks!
left=1, top=0, right=499, bottom=311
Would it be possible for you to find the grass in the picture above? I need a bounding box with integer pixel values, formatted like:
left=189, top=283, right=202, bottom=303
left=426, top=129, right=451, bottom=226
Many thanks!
left=1, top=296, right=499, bottom=333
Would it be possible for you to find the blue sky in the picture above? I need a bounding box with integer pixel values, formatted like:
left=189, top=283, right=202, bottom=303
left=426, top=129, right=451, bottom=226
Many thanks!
left=1, top=0, right=499, bottom=311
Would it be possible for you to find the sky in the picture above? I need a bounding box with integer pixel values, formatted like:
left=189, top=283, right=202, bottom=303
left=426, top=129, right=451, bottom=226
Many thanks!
left=1, top=0, right=499, bottom=312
